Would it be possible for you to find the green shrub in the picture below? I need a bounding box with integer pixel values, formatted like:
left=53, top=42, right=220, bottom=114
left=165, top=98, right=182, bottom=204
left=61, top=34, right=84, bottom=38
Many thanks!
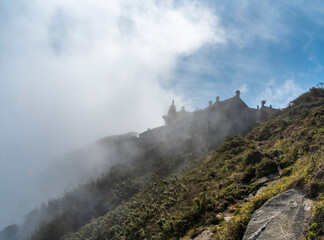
left=255, top=158, right=278, bottom=178
left=244, top=150, right=263, bottom=165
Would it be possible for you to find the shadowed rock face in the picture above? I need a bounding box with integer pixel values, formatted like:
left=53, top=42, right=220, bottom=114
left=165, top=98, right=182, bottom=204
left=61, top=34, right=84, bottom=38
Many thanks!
left=243, top=189, right=313, bottom=240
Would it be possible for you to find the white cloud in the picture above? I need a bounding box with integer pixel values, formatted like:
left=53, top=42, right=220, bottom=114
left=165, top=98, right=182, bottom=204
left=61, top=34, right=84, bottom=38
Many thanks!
left=258, top=79, right=303, bottom=108
left=239, top=83, right=248, bottom=94
left=0, top=0, right=223, bottom=153
left=0, top=0, right=223, bottom=229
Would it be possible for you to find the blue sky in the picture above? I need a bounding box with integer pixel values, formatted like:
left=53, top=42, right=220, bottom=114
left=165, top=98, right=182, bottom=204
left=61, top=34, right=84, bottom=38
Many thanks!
left=0, top=0, right=324, bottom=230
left=171, top=1, right=324, bottom=109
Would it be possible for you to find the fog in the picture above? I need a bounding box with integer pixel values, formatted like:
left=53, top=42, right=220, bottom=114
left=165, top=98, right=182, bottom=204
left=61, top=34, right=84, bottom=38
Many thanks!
left=0, top=0, right=223, bottom=230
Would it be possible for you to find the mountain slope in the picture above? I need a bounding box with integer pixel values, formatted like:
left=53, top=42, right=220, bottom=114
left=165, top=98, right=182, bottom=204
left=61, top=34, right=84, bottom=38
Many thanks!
left=3, top=88, right=321, bottom=240
left=58, top=88, right=323, bottom=240
left=24, top=136, right=195, bottom=240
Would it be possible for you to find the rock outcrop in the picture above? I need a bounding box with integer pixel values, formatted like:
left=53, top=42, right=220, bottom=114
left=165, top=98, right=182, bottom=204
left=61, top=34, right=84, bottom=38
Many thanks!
left=243, top=189, right=313, bottom=240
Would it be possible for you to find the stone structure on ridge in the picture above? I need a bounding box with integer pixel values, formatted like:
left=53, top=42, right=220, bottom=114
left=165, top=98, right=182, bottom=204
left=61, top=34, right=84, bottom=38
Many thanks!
left=139, top=90, right=278, bottom=150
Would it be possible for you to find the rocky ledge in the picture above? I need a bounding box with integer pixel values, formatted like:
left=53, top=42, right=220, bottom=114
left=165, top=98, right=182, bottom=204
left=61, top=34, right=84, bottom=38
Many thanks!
left=243, top=189, right=313, bottom=240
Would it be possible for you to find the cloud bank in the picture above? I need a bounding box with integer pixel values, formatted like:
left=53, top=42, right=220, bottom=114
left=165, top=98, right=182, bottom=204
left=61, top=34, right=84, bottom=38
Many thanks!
left=0, top=0, right=223, bottom=229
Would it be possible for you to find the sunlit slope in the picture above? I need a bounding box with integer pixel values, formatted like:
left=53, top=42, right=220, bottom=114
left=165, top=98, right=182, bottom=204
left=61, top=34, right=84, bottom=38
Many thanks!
left=61, top=88, right=323, bottom=240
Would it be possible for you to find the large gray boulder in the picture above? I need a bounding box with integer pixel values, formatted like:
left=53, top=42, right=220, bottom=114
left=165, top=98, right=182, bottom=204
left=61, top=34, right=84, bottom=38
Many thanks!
left=243, top=189, right=313, bottom=240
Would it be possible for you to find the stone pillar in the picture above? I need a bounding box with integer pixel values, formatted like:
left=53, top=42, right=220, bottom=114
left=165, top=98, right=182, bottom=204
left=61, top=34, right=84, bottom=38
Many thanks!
left=261, top=100, right=266, bottom=107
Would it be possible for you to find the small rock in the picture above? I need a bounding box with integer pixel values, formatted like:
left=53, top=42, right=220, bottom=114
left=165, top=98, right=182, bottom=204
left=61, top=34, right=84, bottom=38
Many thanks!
left=224, top=216, right=233, bottom=222
left=255, top=174, right=280, bottom=185
left=192, top=229, right=214, bottom=240
left=304, top=205, right=311, bottom=211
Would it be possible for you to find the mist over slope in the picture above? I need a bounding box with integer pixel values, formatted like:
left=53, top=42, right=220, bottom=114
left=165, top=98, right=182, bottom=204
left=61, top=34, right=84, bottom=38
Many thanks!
left=60, top=88, right=323, bottom=240
left=0, top=0, right=222, bottom=230
left=1, top=87, right=322, bottom=240
left=36, top=133, right=143, bottom=197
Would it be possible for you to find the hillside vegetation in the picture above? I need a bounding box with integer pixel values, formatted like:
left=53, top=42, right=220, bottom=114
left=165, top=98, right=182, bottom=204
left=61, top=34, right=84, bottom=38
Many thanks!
left=56, top=88, right=323, bottom=240
left=9, top=88, right=322, bottom=240
left=25, top=138, right=194, bottom=240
